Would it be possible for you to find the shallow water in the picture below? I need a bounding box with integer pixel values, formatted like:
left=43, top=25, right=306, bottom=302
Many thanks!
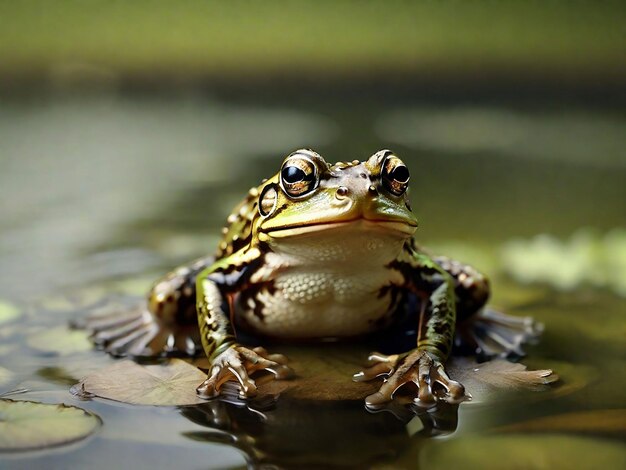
left=0, top=91, right=624, bottom=469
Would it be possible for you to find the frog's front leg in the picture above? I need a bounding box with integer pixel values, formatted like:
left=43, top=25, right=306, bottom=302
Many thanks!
left=356, top=349, right=465, bottom=406
left=355, top=251, right=468, bottom=406
left=195, top=255, right=293, bottom=399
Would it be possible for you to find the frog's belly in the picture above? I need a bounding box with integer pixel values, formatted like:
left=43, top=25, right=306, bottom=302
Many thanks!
left=235, top=271, right=396, bottom=338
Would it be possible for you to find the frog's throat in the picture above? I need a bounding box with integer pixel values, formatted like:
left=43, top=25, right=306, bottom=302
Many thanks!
left=262, top=218, right=417, bottom=239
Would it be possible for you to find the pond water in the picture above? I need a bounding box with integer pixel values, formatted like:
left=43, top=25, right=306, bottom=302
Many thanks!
left=0, top=90, right=624, bottom=469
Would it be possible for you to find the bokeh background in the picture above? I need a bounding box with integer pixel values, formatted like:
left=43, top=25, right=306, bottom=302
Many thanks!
left=0, top=2, right=624, bottom=469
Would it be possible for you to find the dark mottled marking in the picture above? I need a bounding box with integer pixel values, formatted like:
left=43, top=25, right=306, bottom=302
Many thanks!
left=386, top=248, right=457, bottom=362
left=433, top=321, right=448, bottom=335
left=238, top=280, right=277, bottom=322
left=433, top=255, right=490, bottom=323
left=147, top=255, right=216, bottom=326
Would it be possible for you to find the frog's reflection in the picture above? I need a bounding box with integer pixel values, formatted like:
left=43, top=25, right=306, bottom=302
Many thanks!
left=180, top=388, right=458, bottom=469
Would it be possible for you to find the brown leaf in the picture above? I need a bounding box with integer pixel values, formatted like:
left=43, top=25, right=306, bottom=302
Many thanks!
left=255, top=344, right=379, bottom=401
left=447, top=357, right=558, bottom=402
left=72, top=359, right=207, bottom=406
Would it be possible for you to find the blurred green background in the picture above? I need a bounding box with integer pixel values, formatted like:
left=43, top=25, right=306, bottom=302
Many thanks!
left=0, top=2, right=625, bottom=469
left=1, top=0, right=625, bottom=87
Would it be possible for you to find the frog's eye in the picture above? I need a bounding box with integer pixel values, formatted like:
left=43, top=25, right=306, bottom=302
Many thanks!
left=280, top=155, right=318, bottom=197
left=382, top=155, right=410, bottom=196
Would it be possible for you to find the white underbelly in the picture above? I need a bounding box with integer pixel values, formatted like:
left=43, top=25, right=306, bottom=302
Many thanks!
left=236, top=268, right=402, bottom=338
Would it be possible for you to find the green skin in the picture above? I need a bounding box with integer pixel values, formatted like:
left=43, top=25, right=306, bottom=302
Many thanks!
left=93, top=149, right=498, bottom=406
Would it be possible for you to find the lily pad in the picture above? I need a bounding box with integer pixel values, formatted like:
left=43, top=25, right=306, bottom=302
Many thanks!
left=27, top=327, right=92, bottom=355
left=0, top=399, right=101, bottom=452
left=0, top=300, right=20, bottom=326
left=73, top=359, right=207, bottom=406
left=36, top=286, right=108, bottom=313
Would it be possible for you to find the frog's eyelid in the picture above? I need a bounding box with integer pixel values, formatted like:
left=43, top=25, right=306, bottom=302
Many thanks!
left=287, top=148, right=327, bottom=167
left=365, top=149, right=396, bottom=175
left=381, top=155, right=410, bottom=196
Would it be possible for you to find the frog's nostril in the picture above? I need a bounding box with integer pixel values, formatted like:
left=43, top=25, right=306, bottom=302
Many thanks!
left=336, top=186, right=349, bottom=199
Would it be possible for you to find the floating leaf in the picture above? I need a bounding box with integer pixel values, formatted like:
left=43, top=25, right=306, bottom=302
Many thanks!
left=36, top=286, right=101, bottom=312
left=73, top=359, right=207, bottom=406
left=253, top=344, right=379, bottom=401
left=199, top=345, right=556, bottom=403
left=447, top=357, right=558, bottom=403
left=74, top=344, right=556, bottom=406
left=0, top=300, right=20, bottom=326
left=27, top=327, right=92, bottom=355
left=0, top=399, right=101, bottom=452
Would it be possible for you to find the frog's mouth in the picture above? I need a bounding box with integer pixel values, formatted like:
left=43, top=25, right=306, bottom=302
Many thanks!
left=264, top=217, right=417, bottom=239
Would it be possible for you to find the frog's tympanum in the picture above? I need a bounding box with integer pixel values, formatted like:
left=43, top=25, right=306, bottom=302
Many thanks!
left=79, top=149, right=541, bottom=406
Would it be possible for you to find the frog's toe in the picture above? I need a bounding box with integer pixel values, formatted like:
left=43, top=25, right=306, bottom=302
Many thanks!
left=104, top=322, right=161, bottom=357
left=73, top=304, right=200, bottom=357
left=197, top=362, right=258, bottom=399
left=197, top=346, right=294, bottom=400
left=352, top=352, right=398, bottom=382
left=457, top=308, right=543, bottom=360
left=251, top=346, right=289, bottom=365
left=358, top=350, right=469, bottom=407
left=246, top=348, right=293, bottom=379
left=415, top=358, right=466, bottom=406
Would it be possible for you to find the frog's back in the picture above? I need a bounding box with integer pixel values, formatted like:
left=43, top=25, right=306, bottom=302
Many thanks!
left=215, top=185, right=264, bottom=259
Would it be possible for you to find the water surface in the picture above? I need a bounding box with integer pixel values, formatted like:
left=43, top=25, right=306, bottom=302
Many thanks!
left=0, top=91, right=624, bottom=469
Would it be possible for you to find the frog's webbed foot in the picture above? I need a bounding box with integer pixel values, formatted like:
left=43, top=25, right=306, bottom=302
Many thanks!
left=71, top=303, right=200, bottom=358
left=354, top=350, right=468, bottom=407
left=196, top=346, right=294, bottom=399
left=457, top=308, right=543, bottom=360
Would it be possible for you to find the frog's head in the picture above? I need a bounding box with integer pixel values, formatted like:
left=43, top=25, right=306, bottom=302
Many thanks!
left=254, top=149, right=418, bottom=246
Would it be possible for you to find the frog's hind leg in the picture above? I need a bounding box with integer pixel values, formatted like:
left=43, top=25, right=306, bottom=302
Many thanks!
left=71, top=257, right=212, bottom=358
left=455, top=308, right=543, bottom=360
left=433, top=255, right=542, bottom=360
left=71, top=303, right=200, bottom=357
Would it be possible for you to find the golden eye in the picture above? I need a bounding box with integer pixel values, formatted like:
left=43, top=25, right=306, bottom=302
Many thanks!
left=382, top=155, right=410, bottom=196
left=280, top=154, right=318, bottom=197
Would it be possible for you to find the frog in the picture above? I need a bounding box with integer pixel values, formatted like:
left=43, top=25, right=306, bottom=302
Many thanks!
left=76, top=149, right=541, bottom=406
